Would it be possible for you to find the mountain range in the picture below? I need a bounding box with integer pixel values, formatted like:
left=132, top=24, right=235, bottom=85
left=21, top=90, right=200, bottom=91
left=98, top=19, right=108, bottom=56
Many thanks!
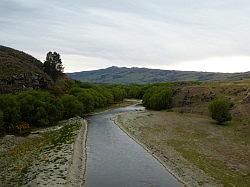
left=67, top=66, right=250, bottom=84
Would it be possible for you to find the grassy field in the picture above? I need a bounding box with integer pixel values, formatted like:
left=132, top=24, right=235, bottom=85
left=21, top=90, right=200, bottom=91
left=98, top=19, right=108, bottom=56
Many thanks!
left=114, top=110, right=250, bottom=186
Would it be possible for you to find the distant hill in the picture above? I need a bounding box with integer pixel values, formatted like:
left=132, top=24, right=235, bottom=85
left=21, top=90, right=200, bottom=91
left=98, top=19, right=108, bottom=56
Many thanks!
left=67, top=66, right=250, bottom=84
left=0, top=45, right=53, bottom=93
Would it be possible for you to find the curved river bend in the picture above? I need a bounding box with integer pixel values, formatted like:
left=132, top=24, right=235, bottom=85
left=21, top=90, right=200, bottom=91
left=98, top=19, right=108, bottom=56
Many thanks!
left=86, top=105, right=182, bottom=187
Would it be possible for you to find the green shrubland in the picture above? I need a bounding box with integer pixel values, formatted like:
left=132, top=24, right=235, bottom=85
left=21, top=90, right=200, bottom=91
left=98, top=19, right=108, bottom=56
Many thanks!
left=0, top=82, right=129, bottom=134
left=209, top=99, right=232, bottom=124
left=143, top=86, right=173, bottom=110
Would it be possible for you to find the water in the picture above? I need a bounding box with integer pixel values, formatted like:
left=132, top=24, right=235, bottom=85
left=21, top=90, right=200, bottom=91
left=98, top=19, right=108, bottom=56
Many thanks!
left=85, top=105, right=182, bottom=187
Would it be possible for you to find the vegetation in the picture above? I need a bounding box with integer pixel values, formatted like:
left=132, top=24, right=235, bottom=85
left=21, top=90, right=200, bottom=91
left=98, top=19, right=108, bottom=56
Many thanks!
left=0, top=82, right=129, bottom=134
left=60, top=95, right=83, bottom=118
left=209, top=99, right=232, bottom=124
left=143, top=86, right=173, bottom=110
left=0, top=110, right=3, bottom=128
left=0, top=45, right=52, bottom=93
left=43, top=52, right=64, bottom=81
left=0, top=95, right=21, bottom=131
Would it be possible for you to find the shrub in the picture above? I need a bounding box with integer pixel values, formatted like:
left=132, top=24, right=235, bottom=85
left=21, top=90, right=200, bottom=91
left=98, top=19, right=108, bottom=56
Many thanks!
left=77, top=91, right=95, bottom=113
left=111, top=87, right=126, bottom=102
left=60, top=95, right=84, bottom=118
left=0, top=95, right=21, bottom=129
left=15, top=122, right=31, bottom=135
left=17, top=91, right=64, bottom=127
left=126, top=85, right=145, bottom=99
left=143, top=87, right=173, bottom=110
left=209, top=99, right=232, bottom=124
left=0, top=110, right=3, bottom=129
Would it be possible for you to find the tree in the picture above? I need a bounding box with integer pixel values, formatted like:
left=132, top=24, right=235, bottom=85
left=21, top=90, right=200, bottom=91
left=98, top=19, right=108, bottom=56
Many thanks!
left=0, top=110, right=3, bottom=129
left=142, top=86, right=173, bottom=110
left=44, top=52, right=64, bottom=81
left=60, top=95, right=84, bottom=118
left=0, top=95, right=21, bottom=130
left=209, top=99, right=232, bottom=124
left=77, top=91, right=95, bottom=113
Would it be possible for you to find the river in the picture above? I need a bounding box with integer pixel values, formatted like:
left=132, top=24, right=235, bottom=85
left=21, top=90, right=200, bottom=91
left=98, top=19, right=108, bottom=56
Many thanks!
left=85, top=104, right=182, bottom=187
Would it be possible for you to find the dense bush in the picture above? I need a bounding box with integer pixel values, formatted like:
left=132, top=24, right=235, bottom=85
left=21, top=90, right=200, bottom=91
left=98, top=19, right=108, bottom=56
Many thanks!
left=77, top=90, right=95, bottom=113
left=126, top=85, right=146, bottom=99
left=0, top=82, right=157, bottom=134
left=143, top=86, right=173, bottom=110
left=111, top=87, right=126, bottom=102
left=17, top=91, right=64, bottom=126
left=60, top=95, right=84, bottom=118
left=0, top=95, right=21, bottom=129
left=0, top=110, right=3, bottom=129
left=209, top=99, right=232, bottom=124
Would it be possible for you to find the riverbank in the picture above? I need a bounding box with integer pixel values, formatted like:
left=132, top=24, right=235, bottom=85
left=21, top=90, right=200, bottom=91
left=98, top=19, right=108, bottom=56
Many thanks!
left=113, top=110, right=250, bottom=187
left=0, top=99, right=139, bottom=186
left=0, top=117, right=87, bottom=186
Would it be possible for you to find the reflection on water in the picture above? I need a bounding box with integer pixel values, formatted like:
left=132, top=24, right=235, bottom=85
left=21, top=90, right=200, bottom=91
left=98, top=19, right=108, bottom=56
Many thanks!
left=85, top=104, right=182, bottom=187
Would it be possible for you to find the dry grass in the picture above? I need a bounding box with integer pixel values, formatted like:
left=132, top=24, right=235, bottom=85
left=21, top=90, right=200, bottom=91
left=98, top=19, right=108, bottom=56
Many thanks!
left=115, top=110, right=250, bottom=186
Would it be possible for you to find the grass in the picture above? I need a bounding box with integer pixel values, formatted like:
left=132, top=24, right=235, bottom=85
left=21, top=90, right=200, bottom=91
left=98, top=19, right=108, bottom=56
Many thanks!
left=116, top=110, right=250, bottom=186
left=167, top=139, right=250, bottom=187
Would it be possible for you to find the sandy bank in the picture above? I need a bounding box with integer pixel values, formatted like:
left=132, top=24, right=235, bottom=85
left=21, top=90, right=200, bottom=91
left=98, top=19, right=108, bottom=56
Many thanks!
left=67, top=118, right=87, bottom=187
left=0, top=117, right=88, bottom=187
left=112, top=110, right=249, bottom=186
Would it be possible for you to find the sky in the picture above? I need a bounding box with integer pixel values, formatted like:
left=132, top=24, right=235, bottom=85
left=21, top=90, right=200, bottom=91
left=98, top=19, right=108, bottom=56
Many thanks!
left=0, top=0, right=250, bottom=73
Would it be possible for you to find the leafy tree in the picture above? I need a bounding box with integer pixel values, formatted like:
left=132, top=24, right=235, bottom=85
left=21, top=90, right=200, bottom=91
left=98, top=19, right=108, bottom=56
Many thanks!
left=0, top=110, right=3, bottom=129
left=17, top=91, right=64, bottom=127
left=60, top=95, right=84, bottom=118
left=111, top=87, right=126, bottom=102
left=0, top=95, right=21, bottom=129
left=43, top=52, right=64, bottom=80
left=143, top=87, right=173, bottom=110
left=126, top=85, right=144, bottom=99
left=209, top=99, right=232, bottom=124
left=77, top=91, right=95, bottom=113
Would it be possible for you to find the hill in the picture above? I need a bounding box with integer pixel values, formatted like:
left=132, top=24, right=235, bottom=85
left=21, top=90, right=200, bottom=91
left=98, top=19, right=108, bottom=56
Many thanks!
left=0, top=45, right=53, bottom=93
left=67, top=66, right=250, bottom=84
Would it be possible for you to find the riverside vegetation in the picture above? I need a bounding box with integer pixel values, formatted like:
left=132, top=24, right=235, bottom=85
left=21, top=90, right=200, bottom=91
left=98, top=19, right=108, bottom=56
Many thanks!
left=0, top=46, right=249, bottom=186
left=114, top=79, right=250, bottom=186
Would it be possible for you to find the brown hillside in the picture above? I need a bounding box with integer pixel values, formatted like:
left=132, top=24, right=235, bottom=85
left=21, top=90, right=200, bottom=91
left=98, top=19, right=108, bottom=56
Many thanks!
left=0, top=45, right=53, bottom=93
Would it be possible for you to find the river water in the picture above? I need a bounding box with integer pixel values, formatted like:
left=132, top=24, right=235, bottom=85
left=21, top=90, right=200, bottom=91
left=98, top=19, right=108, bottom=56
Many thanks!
left=85, top=104, right=182, bottom=187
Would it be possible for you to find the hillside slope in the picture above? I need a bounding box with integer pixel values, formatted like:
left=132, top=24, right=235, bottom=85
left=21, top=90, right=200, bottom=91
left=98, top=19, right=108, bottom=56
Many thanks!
left=67, top=66, right=250, bottom=84
left=0, top=45, right=53, bottom=93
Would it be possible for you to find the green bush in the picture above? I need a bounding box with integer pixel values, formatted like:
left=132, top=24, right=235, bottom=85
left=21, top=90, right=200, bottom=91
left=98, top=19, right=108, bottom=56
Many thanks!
left=0, top=95, right=21, bottom=129
left=0, top=110, right=3, bottom=129
left=17, top=91, right=64, bottom=127
left=111, top=87, right=126, bottom=102
left=209, top=99, right=232, bottom=124
left=60, top=95, right=84, bottom=118
left=126, top=85, right=146, bottom=99
left=77, top=90, right=95, bottom=113
left=143, top=87, right=173, bottom=110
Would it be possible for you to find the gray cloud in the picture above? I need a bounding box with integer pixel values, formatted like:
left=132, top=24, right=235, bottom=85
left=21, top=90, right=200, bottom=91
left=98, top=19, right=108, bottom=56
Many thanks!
left=0, top=0, right=250, bottom=72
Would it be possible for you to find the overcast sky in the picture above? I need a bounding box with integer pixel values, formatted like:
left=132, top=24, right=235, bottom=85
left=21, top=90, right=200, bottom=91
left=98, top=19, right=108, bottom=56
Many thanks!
left=0, top=0, right=250, bottom=73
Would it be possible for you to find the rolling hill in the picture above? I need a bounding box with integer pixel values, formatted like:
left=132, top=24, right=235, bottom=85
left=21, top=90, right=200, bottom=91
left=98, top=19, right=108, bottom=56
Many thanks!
left=67, top=66, right=250, bottom=84
left=0, top=45, right=53, bottom=93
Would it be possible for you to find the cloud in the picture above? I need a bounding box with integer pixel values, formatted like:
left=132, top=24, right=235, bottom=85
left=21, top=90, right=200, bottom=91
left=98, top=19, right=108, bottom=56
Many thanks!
left=0, top=0, right=250, bottom=72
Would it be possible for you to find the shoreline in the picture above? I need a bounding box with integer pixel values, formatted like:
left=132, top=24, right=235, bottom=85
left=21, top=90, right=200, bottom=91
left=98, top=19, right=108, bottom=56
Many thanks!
left=67, top=118, right=88, bottom=187
left=112, top=111, right=222, bottom=187
left=112, top=116, right=187, bottom=187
